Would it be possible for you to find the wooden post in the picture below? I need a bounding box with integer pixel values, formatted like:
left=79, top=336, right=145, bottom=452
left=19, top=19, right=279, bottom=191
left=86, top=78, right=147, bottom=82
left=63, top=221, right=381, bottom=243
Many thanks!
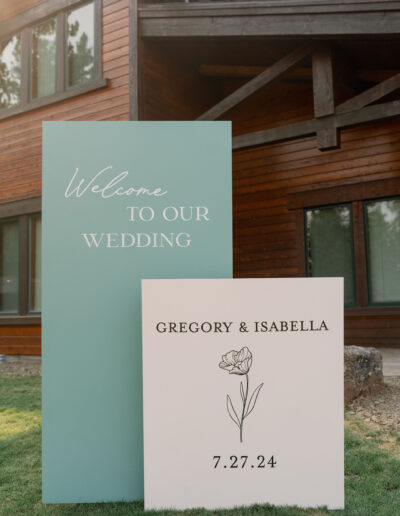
left=312, top=44, right=339, bottom=150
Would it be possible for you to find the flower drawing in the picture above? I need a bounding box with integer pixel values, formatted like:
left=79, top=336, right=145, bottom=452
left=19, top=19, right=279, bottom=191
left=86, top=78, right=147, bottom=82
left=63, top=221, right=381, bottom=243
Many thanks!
left=219, top=346, right=263, bottom=443
left=219, top=346, right=253, bottom=375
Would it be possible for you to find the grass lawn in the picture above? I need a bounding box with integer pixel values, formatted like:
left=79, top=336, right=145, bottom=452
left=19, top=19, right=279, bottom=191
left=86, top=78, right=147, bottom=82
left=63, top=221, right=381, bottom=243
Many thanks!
left=0, top=375, right=399, bottom=516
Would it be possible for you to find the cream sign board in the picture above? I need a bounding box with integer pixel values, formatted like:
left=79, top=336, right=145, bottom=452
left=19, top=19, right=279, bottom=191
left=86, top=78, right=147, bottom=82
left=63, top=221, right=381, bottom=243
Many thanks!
left=142, top=278, right=344, bottom=511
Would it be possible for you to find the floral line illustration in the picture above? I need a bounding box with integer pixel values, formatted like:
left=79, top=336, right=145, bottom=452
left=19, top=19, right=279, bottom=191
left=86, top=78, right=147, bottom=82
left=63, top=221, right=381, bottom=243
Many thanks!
left=219, top=346, right=263, bottom=443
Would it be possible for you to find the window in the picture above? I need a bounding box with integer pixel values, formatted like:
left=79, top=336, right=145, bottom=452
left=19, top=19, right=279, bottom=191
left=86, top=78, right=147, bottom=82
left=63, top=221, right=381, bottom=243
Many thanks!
left=31, top=18, right=56, bottom=100
left=67, top=2, right=95, bottom=88
left=0, top=198, right=41, bottom=320
left=299, top=189, right=400, bottom=309
left=365, top=198, right=400, bottom=305
left=305, top=204, right=356, bottom=307
left=0, top=34, right=21, bottom=109
left=0, top=0, right=104, bottom=120
left=0, top=218, right=19, bottom=313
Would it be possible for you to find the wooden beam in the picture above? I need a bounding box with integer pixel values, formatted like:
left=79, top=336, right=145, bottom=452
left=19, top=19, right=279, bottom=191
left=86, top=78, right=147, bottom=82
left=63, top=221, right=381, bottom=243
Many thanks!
left=312, top=45, right=335, bottom=118
left=199, top=64, right=312, bottom=81
left=232, top=120, right=316, bottom=150
left=336, top=72, right=400, bottom=114
left=287, top=177, right=400, bottom=210
left=197, top=45, right=312, bottom=121
left=233, top=99, right=400, bottom=150
left=337, top=99, right=400, bottom=126
left=139, top=3, right=400, bottom=38
left=199, top=65, right=399, bottom=84
left=312, top=45, right=338, bottom=150
left=315, top=118, right=340, bottom=150
left=0, top=197, right=41, bottom=218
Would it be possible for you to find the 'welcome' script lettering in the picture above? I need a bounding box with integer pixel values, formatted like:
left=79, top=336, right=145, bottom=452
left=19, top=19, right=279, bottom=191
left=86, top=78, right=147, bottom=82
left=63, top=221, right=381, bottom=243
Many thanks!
left=64, top=166, right=168, bottom=199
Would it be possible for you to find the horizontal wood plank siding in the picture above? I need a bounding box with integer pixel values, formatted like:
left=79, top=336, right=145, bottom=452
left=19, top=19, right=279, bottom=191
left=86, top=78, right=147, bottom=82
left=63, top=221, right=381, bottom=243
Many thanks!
left=230, top=82, right=400, bottom=348
left=0, top=326, right=41, bottom=355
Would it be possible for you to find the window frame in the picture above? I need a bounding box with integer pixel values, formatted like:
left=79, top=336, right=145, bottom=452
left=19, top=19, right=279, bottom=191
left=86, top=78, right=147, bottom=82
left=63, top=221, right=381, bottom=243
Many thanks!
left=0, top=0, right=105, bottom=121
left=28, top=213, right=42, bottom=315
left=288, top=176, right=400, bottom=315
left=0, top=198, right=41, bottom=325
left=304, top=202, right=357, bottom=308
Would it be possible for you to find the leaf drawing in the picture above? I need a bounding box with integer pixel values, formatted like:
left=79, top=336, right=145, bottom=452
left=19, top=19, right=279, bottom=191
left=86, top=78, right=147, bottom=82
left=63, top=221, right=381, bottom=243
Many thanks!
left=226, top=394, right=240, bottom=428
left=245, top=383, right=264, bottom=418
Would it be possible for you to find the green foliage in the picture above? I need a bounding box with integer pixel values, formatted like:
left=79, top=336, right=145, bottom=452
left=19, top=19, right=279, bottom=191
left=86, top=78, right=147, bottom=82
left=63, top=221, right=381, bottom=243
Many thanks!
left=305, top=205, right=356, bottom=305
left=0, top=376, right=399, bottom=516
left=0, top=35, right=21, bottom=109
left=67, top=20, right=94, bottom=87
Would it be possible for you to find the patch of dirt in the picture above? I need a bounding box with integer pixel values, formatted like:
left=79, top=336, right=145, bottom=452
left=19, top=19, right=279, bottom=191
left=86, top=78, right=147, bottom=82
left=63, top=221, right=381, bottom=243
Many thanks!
left=347, top=376, right=400, bottom=434
left=0, top=356, right=41, bottom=376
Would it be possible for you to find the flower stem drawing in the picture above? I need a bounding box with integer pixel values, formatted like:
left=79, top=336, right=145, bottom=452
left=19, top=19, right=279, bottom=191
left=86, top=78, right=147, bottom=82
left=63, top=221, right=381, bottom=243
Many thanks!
left=219, top=346, right=263, bottom=443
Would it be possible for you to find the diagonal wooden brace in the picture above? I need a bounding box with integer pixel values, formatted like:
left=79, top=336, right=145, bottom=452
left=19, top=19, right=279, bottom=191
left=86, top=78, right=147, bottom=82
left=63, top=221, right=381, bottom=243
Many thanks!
left=197, top=45, right=313, bottom=121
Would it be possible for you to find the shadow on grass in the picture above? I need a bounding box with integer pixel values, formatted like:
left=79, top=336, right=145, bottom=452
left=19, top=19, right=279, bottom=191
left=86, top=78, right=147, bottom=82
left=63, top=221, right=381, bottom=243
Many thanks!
left=1, top=376, right=399, bottom=516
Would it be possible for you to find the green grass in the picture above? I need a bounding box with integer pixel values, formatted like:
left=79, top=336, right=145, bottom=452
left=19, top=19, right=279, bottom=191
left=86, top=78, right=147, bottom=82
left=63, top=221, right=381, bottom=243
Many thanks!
left=0, top=375, right=399, bottom=516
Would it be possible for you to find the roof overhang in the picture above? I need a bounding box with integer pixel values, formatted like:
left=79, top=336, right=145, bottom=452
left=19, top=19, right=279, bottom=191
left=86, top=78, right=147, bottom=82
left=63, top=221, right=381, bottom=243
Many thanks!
left=139, top=0, right=400, bottom=37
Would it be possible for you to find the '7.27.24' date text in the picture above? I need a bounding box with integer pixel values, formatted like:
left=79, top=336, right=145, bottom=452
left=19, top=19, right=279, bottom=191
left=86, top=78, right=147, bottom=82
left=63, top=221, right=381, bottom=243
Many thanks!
left=213, top=455, right=277, bottom=469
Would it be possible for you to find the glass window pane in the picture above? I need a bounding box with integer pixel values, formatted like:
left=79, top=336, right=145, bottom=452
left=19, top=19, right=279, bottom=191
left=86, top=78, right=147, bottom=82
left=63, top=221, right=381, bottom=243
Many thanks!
left=29, top=215, right=42, bottom=313
left=365, top=198, right=400, bottom=305
left=31, top=19, right=56, bottom=100
left=0, top=219, right=19, bottom=313
left=305, top=205, right=356, bottom=306
left=0, top=34, right=21, bottom=109
left=67, top=2, right=95, bottom=88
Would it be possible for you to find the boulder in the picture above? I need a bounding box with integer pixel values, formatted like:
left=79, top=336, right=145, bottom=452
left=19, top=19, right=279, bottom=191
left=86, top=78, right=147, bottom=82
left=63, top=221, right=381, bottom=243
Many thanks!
left=344, top=346, right=384, bottom=404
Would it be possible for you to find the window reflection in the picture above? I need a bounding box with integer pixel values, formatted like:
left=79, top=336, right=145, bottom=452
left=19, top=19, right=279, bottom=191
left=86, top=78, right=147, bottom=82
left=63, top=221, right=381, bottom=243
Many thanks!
left=0, top=34, right=21, bottom=109
left=305, top=205, right=356, bottom=306
left=365, top=198, right=400, bottom=304
left=67, top=2, right=95, bottom=88
left=31, top=19, right=56, bottom=100
left=0, top=219, right=19, bottom=313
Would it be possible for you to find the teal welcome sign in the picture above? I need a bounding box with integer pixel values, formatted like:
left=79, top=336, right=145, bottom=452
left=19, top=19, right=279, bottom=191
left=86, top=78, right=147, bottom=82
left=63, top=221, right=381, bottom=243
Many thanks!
left=42, top=122, right=232, bottom=503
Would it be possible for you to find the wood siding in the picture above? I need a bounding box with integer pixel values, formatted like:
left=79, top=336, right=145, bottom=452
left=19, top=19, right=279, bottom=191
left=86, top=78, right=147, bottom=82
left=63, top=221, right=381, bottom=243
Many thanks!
left=0, top=326, right=41, bottom=355
left=0, top=0, right=130, bottom=354
left=138, top=38, right=400, bottom=349
left=229, top=82, right=400, bottom=348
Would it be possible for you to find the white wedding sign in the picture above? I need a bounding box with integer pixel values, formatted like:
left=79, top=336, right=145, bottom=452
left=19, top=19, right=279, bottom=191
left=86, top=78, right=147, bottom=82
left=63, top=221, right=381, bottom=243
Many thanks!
left=142, top=278, right=344, bottom=511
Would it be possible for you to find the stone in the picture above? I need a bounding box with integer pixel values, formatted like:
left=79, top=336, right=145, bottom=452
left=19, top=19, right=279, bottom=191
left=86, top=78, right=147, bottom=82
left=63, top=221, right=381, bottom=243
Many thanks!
left=344, top=346, right=384, bottom=404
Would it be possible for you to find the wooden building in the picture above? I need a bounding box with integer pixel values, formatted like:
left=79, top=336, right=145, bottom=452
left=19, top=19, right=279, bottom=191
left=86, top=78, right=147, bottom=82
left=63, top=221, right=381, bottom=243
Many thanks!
left=0, top=0, right=399, bottom=355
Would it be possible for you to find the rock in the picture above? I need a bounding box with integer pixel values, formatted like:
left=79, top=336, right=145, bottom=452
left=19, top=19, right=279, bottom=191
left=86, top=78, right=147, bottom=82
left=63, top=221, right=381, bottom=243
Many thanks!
left=344, top=346, right=384, bottom=404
